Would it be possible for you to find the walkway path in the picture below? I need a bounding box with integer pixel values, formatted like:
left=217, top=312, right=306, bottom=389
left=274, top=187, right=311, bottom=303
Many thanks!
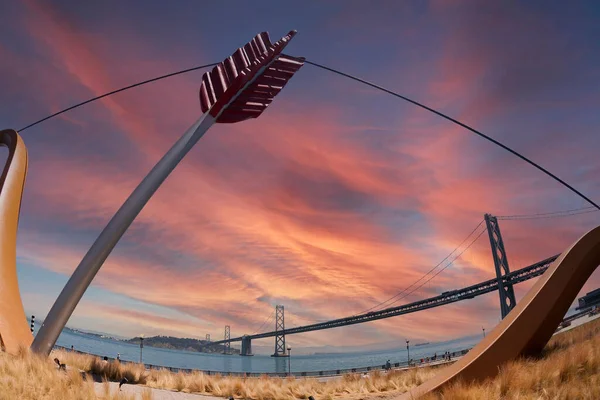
left=94, top=381, right=222, bottom=400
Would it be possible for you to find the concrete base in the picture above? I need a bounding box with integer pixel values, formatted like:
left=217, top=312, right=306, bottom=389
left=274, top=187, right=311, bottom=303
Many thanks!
left=240, top=336, right=253, bottom=356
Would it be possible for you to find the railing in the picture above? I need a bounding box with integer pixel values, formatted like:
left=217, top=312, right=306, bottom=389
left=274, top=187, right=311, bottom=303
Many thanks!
left=53, top=345, right=471, bottom=378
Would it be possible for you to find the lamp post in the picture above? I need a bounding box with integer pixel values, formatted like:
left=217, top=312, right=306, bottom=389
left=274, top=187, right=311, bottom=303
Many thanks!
left=482, top=327, right=486, bottom=338
left=287, top=346, right=292, bottom=377
left=406, top=340, right=410, bottom=366
left=140, top=334, right=144, bottom=364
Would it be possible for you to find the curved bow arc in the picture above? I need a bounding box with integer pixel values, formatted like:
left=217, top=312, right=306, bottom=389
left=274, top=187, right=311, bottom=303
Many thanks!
left=0, top=129, right=33, bottom=353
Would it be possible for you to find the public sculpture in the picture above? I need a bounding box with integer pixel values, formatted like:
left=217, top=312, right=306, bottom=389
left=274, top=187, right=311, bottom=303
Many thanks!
left=0, top=29, right=599, bottom=400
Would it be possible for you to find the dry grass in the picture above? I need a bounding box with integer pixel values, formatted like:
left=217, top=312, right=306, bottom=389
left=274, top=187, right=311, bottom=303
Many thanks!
left=0, top=347, right=141, bottom=400
left=52, top=350, right=148, bottom=385
left=30, top=316, right=600, bottom=399
left=418, top=317, right=600, bottom=400
left=52, top=348, right=440, bottom=399
left=144, top=366, right=440, bottom=399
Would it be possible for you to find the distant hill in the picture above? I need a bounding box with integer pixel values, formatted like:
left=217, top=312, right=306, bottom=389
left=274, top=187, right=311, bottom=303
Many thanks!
left=64, top=326, right=121, bottom=341
left=126, top=336, right=240, bottom=354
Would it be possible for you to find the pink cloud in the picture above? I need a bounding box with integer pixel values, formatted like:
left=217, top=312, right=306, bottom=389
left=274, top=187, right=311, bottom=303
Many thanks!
left=6, top=0, right=600, bottom=350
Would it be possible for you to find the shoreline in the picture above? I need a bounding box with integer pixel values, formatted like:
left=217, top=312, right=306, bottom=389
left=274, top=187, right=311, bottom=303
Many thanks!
left=54, top=345, right=471, bottom=379
left=55, top=311, right=600, bottom=380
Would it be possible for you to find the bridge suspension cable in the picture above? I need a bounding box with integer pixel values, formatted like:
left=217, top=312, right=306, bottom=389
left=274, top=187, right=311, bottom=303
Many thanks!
left=384, top=226, right=487, bottom=309
left=357, top=219, right=485, bottom=315
left=496, top=206, right=598, bottom=221
left=250, top=310, right=275, bottom=335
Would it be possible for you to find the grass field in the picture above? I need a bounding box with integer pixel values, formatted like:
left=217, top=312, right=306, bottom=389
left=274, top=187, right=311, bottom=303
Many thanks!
left=0, top=346, right=152, bottom=400
left=2, top=316, right=599, bottom=399
left=417, top=316, right=600, bottom=400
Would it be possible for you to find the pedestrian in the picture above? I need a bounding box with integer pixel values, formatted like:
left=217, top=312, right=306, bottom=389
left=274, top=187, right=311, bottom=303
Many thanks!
left=117, top=353, right=121, bottom=362
left=385, top=359, right=391, bottom=371
left=70, top=345, right=74, bottom=351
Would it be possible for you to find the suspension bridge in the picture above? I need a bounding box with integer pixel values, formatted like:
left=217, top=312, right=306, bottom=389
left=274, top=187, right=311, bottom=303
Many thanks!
left=209, top=211, right=597, bottom=356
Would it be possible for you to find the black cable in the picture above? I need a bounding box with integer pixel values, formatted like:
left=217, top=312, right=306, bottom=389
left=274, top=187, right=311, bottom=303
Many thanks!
left=17, top=62, right=219, bottom=133
left=304, top=60, right=600, bottom=212
left=18, top=58, right=598, bottom=214
left=358, top=220, right=485, bottom=315
left=497, top=206, right=598, bottom=220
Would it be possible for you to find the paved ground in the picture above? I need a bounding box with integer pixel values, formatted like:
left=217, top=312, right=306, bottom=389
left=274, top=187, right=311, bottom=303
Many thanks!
left=94, top=381, right=222, bottom=400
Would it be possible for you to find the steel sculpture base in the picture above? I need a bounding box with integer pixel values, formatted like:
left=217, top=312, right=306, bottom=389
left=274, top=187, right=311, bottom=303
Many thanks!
left=31, top=113, right=215, bottom=355
left=395, top=224, right=600, bottom=399
left=0, top=129, right=33, bottom=353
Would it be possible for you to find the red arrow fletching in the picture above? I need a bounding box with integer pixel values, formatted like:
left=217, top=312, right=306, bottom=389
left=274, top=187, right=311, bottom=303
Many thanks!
left=199, top=31, right=305, bottom=123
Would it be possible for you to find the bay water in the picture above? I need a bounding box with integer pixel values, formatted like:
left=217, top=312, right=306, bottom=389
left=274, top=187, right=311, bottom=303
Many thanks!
left=52, top=328, right=480, bottom=374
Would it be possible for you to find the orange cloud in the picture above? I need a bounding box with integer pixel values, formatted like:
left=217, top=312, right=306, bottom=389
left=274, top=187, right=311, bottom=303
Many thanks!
left=7, top=0, right=600, bottom=351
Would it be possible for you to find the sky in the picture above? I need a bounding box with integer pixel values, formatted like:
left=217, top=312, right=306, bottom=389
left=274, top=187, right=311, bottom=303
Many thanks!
left=1, top=0, right=600, bottom=354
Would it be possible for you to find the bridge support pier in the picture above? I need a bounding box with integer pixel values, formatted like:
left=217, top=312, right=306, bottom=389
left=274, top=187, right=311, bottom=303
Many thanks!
left=240, top=335, right=253, bottom=356
left=484, top=213, right=517, bottom=319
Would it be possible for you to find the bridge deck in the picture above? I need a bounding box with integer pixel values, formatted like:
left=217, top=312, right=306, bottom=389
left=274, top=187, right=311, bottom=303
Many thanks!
left=212, top=255, right=559, bottom=345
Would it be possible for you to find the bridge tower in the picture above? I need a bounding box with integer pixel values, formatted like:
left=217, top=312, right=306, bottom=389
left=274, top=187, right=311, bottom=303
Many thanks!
left=223, top=325, right=231, bottom=355
left=484, top=213, right=517, bottom=319
left=205, top=334, right=210, bottom=342
left=272, top=305, right=288, bottom=357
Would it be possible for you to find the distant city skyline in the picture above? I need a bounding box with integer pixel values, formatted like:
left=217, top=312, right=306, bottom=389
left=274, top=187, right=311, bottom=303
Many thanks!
left=2, top=0, right=600, bottom=351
